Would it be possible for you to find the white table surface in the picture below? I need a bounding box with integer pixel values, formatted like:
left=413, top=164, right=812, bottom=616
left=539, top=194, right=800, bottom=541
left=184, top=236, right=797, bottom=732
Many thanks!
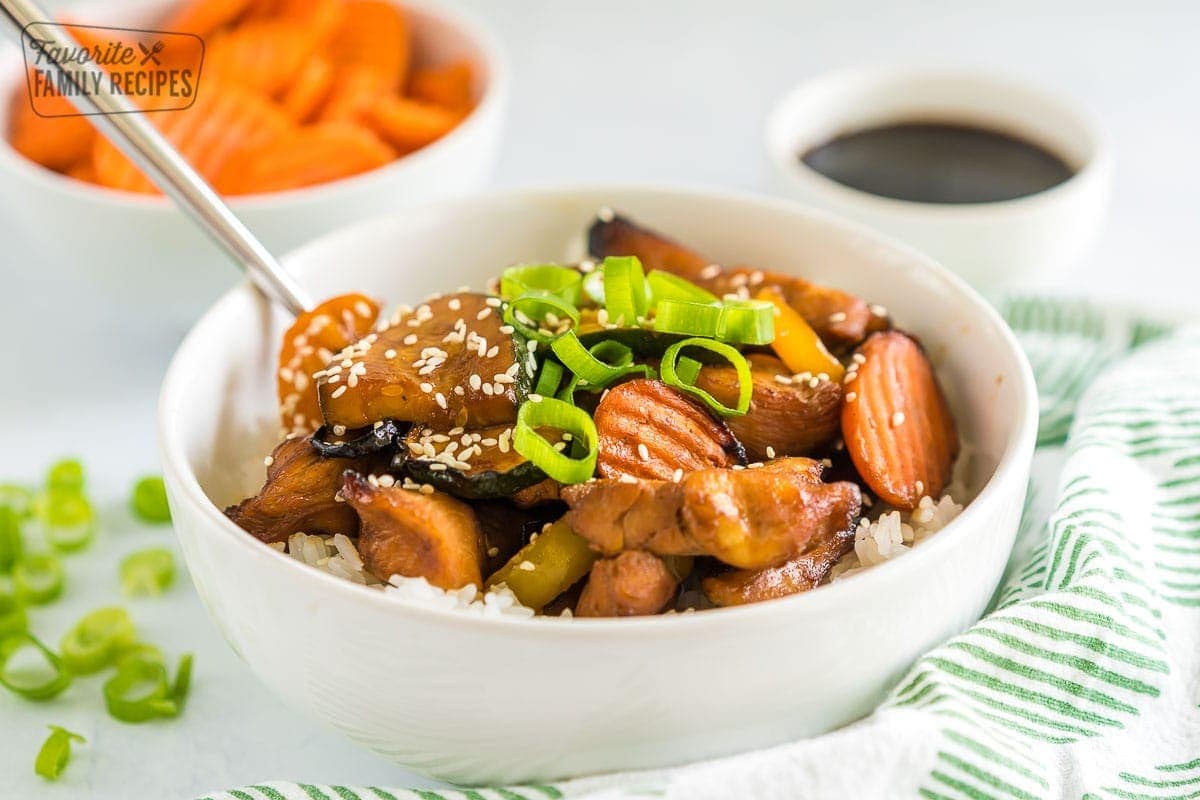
left=1, top=0, right=1197, bottom=797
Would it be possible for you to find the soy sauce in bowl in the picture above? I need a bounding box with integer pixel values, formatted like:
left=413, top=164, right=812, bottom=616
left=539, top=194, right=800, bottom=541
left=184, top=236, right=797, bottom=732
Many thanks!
left=800, top=122, right=1075, bottom=204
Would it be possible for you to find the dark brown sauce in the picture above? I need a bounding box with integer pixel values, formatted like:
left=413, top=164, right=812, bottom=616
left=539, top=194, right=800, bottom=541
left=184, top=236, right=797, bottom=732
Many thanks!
left=801, top=122, right=1075, bottom=204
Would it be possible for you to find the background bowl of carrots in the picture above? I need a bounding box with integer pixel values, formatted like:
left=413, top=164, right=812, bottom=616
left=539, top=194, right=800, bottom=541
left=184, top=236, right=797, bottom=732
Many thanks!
left=0, top=0, right=507, bottom=328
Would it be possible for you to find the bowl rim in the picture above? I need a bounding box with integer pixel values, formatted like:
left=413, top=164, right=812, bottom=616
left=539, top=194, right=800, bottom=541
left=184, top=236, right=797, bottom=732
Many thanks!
left=764, top=63, right=1113, bottom=221
left=0, top=0, right=510, bottom=211
left=158, top=182, right=1039, bottom=635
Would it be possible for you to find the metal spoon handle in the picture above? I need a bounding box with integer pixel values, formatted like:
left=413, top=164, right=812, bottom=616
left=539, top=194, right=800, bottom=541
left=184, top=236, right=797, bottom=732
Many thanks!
left=1, top=0, right=313, bottom=316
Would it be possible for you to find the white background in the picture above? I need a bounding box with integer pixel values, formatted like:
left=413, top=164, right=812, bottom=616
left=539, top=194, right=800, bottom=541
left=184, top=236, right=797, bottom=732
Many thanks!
left=1, top=0, right=1197, bottom=797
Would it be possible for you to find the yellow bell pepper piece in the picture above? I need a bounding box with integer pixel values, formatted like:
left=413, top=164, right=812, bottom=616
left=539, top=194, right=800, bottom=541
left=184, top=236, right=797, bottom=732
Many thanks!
left=485, top=520, right=597, bottom=610
left=756, top=288, right=845, bottom=382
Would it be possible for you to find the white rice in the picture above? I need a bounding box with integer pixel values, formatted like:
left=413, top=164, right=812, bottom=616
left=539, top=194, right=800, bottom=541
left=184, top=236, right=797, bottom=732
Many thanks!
left=282, top=531, right=534, bottom=617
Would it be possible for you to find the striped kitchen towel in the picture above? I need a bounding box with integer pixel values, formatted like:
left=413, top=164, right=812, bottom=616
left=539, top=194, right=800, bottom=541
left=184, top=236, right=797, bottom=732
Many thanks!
left=201, top=298, right=1200, bottom=800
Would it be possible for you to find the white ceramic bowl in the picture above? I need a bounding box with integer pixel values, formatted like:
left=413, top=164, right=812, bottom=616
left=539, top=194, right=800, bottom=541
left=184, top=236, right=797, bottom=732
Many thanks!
left=0, top=0, right=507, bottom=328
left=766, top=66, right=1112, bottom=291
left=159, top=186, right=1038, bottom=785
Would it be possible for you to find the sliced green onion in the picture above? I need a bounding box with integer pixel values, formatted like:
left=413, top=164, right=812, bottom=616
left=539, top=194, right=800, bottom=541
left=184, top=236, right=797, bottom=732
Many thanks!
left=551, top=331, right=651, bottom=389
left=35, top=725, right=85, bottom=781
left=513, top=397, right=598, bottom=484
left=0, top=484, right=35, bottom=518
left=499, top=264, right=582, bottom=305
left=0, top=506, right=23, bottom=573
left=0, top=633, right=72, bottom=700
left=601, top=256, right=649, bottom=326
left=648, top=269, right=718, bottom=304
left=503, top=293, right=582, bottom=343
left=661, top=338, right=753, bottom=417
left=116, top=642, right=164, bottom=667
left=41, top=492, right=96, bottom=553
left=587, top=338, right=635, bottom=368
left=120, top=548, right=175, bottom=597
left=582, top=268, right=605, bottom=305
left=13, top=554, right=64, bottom=605
left=718, top=299, right=776, bottom=345
left=533, top=359, right=564, bottom=398
left=675, top=356, right=702, bottom=386
left=60, top=607, right=138, bottom=674
left=103, top=652, right=187, bottom=724
left=654, top=299, right=774, bottom=344
left=46, top=459, right=85, bottom=494
left=131, top=476, right=171, bottom=524
left=0, top=593, right=27, bottom=637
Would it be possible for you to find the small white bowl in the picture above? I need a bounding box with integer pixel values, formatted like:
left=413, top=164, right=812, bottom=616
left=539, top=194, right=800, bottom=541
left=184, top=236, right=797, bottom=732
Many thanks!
left=0, top=0, right=507, bottom=328
left=158, top=185, right=1038, bottom=785
left=766, top=66, right=1112, bottom=290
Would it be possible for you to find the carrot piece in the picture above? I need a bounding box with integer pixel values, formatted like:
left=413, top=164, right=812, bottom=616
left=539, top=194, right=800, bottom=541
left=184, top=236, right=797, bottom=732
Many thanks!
left=204, top=20, right=320, bottom=98
left=92, top=82, right=291, bottom=193
left=280, top=54, right=334, bottom=121
left=409, top=61, right=474, bottom=111
left=365, top=94, right=461, bottom=152
left=325, top=0, right=410, bottom=92
left=8, top=92, right=96, bottom=172
left=277, top=292, right=380, bottom=435
left=160, top=0, right=253, bottom=36
left=215, top=122, right=394, bottom=195
left=315, top=65, right=382, bottom=123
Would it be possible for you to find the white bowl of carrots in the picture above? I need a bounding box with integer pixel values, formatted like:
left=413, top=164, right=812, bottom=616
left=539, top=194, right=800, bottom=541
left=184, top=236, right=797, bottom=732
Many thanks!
left=0, top=0, right=507, bottom=328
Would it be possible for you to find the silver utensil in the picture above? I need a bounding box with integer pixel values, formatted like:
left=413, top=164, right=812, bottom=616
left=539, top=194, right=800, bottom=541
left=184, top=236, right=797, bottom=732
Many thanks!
left=0, top=0, right=313, bottom=315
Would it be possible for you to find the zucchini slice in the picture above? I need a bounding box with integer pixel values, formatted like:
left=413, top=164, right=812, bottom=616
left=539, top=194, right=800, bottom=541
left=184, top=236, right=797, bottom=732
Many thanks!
left=317, top=292, right=535, bottom=430
left=401, top=422, right=562, bottom=500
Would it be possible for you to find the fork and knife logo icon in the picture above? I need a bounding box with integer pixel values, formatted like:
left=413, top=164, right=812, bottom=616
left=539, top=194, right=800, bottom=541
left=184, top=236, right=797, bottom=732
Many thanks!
left=138, top=40, right=164, bottom=66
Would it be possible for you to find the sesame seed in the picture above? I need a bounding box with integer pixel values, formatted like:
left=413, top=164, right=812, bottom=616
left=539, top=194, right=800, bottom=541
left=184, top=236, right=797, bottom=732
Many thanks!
left=846, top=391, right=857, bottom=402
left=518, top=560, right=536, bottom=571
left=333, top=424, right=347, bottom=436
left=672, top=468, right=684, bottom=482
left=428, top=463, right=448, bottom=471
left=499, top=325, right=515, bottom=335
left=448, top=298, right=461, bottom=311
left=419, top=382, right=433, bottom=393
left=419, top=484, right=435, bottom=495
left=892, top=411, right=906, bottom=427
left=435, top=392, right=448, bottom=409
left=619, top=474, right=638, bottom=484
left=529, top=393, right=544, bottom=403
left=385, top=349, right=397, bottom=359
left=774, top=375, right=793, bottom=385
left=477, top=307, right=493, bottom=321
left=331, top=386, right=347, bottom=398
left=486, top=297, right=502, bottom=307
left=487, top=546, right=500, bottom=557
left=828, top=311, right=847, bottom=323
left=403, top=334, right=418, bottom=345
left=765, top=446, right=776, bottom=459
left=597, top=206, right=615, bottom=222
left=870, top=304, right=888, bottom=317
left=821, top=458, right=833, bottom=468
left=637, top=443, right=650, bottom=461
left=263, top=455, right=274, bottom=467
left=486, top=345, right=499, bottom=359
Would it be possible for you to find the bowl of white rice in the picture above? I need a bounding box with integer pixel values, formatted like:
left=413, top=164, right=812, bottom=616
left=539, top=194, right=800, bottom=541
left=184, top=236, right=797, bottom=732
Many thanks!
left=158, top=185, right=1038, bottom=784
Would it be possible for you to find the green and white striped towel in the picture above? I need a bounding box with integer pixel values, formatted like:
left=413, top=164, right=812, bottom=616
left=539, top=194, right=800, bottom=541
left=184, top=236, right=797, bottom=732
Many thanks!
left=200, top=298, right=1200, bottom=800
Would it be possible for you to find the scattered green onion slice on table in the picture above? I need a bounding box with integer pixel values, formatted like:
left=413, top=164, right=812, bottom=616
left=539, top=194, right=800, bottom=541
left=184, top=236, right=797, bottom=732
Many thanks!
left=42, top=492, right=96, bottom=552
left=0, top=505, right=23, bottom=573
left=654, top=299, right=775, bottom=345
left=0, top=593, right=27, bottom=637
left=660, top=338, right=753, bottom=417
left=499, top=264, right=582, bottom=305
left=647, top=269, right=718, bottom=304
left=45, top=459, right=85, bottom=494
left=0, top=484, right=35, bottom=518
left=102, top=651, right=193, bottom=722
left=601, top=256, right=649, bottom=326
left=533, top=358, right=564, bottom=398
left=502, top=293, right=581, bottom=343
left=550, top=331, right=651, bottom=389
left=170, top=653, right=194, bottom=712
left=119, top=548, right=175, bottom=597
left=513, top=397, right=598, bottom=484
left=13, top=553, right=65, bottom=605
left=34, top=725, right=85, bottom=781
left=130, top=476, right=171, bottom=523
left=60, top=607, right=138, bottom=674
left=0, top=633, right=72, bottom=700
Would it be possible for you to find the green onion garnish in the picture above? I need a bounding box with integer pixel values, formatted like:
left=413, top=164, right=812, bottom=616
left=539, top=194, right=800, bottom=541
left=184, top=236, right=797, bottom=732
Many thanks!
left=503, top=293, right=581, bottom=343
left=13, top=554, right=64, bottom=605
left=499, top=264, right=582, bottom=305
left=46, top=459, right=85, bottom=494
left=0, top=506, right=23, bottom=573
left=654, top=299, right=775, bottom=345
left=601, top=256, right=649, bottom=326
left=675, top=356, right=703, bottom=386
left=130, top=476, right=171, bottom=524
left=513, top=397, right=598, bottom=484
left=42, top=492, right=96, bottom=553
left=60, top=607, right=138, bottom=674
left=0, top=484, right=35, bottom=518
left=550, top=330, right=651, bottom=390
left=0, top=633, right=72, bottom=700
left=660, top=338, right=753, bottom=417
left=119, top=548, right=175, bottom=597
left=0, top=593, right=27, bottom=637
left=533, top=359, right=564, bottom=398
left=34, top=725, right=85, bottom=781
left=647, top=270, right=718, bottom=304
left=102, top=651, right=192, bottom=722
